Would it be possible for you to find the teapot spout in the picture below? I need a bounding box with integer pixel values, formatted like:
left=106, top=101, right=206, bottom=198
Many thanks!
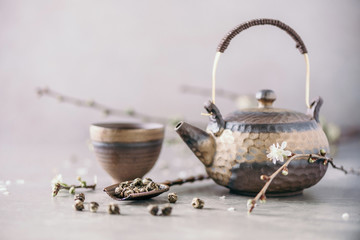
left=175, top=121, right=216, bottom=167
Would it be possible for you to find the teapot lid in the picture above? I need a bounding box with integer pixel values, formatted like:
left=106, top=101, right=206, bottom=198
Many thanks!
left=206, top=89, right=321, bottom=135
left=225, top=89, right=312, bottom=125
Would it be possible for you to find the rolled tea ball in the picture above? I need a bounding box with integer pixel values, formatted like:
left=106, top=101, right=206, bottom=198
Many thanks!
left=161, top=204, right=172, bottom=216
left=123, top=189, right=134, bottom=198
left=89, top=202, right=99, bottom=213
left=147, top=204, right=159, bottom=216
left=114, top=186, right=122, bottom=196
left=146, top=182, right=159, bottom=191
left=74, top=193, right=85, bottom=202
left=168, top=193, right=178, bottom=203
left=73, top=200, right=84, bottom=211
left=191, top=198, right=204, bottom=209
left=108, top=203, right=120, bottom=214
left=142, top=178, right=153, bottom=186
left=132, top=178, right=143, bottom=187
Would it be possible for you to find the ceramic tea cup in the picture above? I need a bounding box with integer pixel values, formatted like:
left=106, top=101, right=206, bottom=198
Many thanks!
left=90, top=122, right=165, bottom=183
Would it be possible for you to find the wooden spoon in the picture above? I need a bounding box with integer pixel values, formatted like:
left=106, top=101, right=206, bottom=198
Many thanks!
left=103, top=174, right=210, bottom=201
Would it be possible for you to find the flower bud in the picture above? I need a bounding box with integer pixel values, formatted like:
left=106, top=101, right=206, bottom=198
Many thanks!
left=247, top=199, right=256, bottom=211
left=281, top=167, right=289, bottom=176
left=260, top=195, right=266, bottom=203
left=320, top=149, right=326, bottom=156
left=80, top=181, right=87, bottom=187
left=308, top=157, right=316, bottom=164
left=260, top=175, right=270, bottom=181
left=69, top=186, right=76, bottom=195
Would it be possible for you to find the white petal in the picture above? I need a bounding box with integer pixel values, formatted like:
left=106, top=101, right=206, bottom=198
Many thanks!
left=281, top=141, right=287, bottom=149
left=279, top=155, right=284, bottom=162
left=269, top=144, right=275, bottom=151
left=283, top=150, right=292, bottom=156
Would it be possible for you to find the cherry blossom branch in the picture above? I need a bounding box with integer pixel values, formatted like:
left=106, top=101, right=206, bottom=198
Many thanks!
left=52, top=176, right=96, bottom=197
left=52, top=183, right=96, bottom=197
left=247, top=152, right=350, bottom=214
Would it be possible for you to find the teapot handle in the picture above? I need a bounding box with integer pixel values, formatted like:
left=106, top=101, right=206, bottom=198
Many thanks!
left=212, top=19, right=311, bottom=108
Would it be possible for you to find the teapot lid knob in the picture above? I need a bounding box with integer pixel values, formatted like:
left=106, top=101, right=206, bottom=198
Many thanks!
left=256, top=89, right=276, bottom=108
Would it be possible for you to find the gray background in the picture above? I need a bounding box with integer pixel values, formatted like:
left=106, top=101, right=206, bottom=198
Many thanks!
left=1, top=0, right=359, bottom=146
left=1, top=2, right=360, bottom=239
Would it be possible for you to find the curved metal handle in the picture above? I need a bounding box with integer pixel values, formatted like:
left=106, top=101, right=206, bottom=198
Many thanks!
left=217, top=19, right=307, bottom=54
left=212, top=18, right=311, bottom=108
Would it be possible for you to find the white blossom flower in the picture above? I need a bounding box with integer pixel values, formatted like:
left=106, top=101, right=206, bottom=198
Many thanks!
left=266, top=141, right=292, bottom=164
left=51, top=174, right=63, bottom=187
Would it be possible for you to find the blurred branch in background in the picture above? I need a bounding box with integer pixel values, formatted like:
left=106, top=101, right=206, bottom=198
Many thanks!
left=36, top=86, right=360, bottom=151
left=36, top=87, right=182, bottom=126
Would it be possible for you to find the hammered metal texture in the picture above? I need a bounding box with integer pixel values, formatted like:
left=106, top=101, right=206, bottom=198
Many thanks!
left=204, top=122, right=329, bottom=195
left=224, top=108, right=312, bottom=124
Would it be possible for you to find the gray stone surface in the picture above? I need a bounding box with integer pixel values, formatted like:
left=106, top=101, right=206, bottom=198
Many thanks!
left=0, top=140, right=359, bottom=240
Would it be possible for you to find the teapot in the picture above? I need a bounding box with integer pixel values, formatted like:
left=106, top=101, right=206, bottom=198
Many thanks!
left=175, top=19, right=329, bottom=196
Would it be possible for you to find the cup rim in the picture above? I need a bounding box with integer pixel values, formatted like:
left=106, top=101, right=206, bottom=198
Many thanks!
left=90, top=122, right=165, bottom=143
left=91, top=122, right=164, bottom=130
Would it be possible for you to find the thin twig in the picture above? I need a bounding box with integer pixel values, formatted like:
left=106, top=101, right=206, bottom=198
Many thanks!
left=52, top=183, right=96, bottom=197
left=248, top=153, right=333, bottom=214
left=36, top=87, right=207, bottom=129
left=37, top=87, right=171, bottom=124
left=327, top=159, right=348, bottom=174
